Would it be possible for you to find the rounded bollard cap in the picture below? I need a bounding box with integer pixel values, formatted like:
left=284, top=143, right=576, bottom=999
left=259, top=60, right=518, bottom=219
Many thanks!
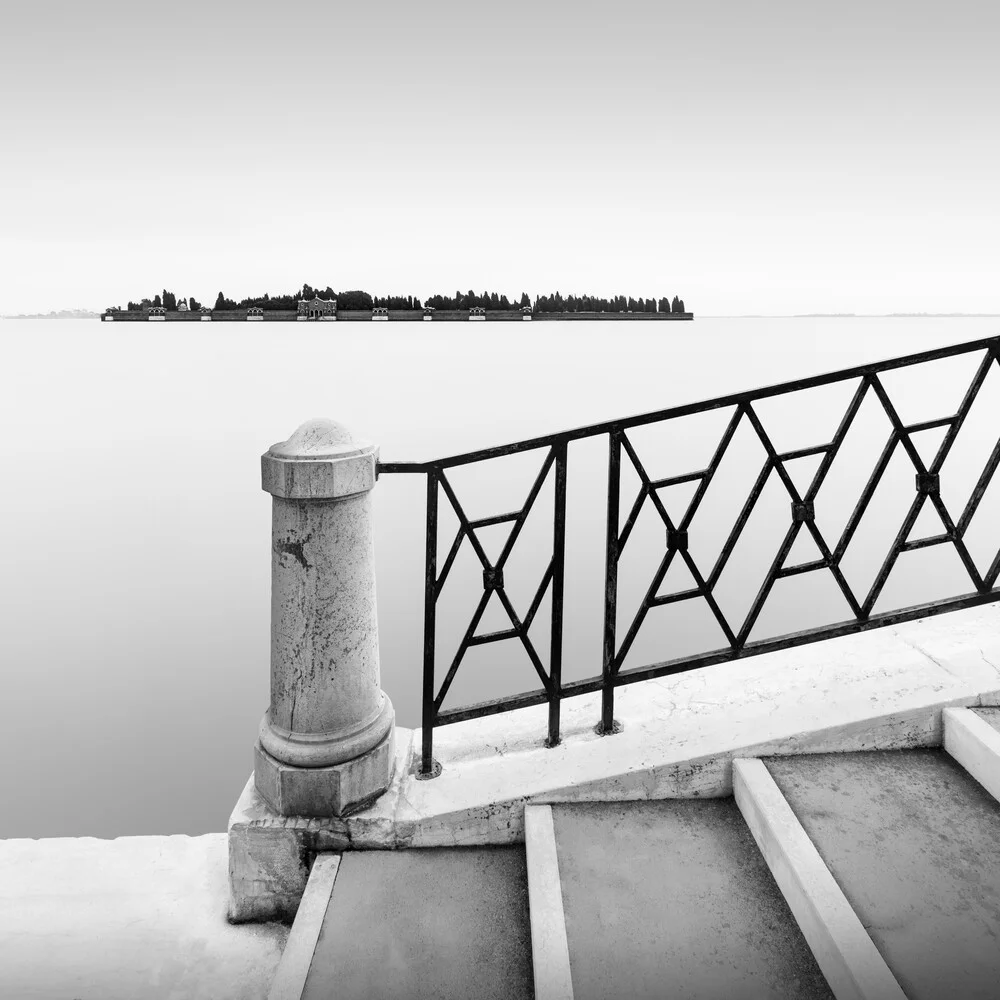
left=262, top=418, right=378, bottom=499
left=267, top=418, right=371, bottom=461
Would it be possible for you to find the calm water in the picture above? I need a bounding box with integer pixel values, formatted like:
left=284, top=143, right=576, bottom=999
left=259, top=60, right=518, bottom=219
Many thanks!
left=3, top=316, right=1000, bottom=838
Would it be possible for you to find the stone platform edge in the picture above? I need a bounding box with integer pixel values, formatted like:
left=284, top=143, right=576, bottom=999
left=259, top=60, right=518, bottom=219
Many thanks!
left=228, top=604, right=1000, bottom=922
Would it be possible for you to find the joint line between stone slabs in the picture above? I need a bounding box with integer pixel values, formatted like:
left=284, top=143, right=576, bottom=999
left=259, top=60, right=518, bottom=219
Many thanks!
left=267, top=853, right=342, bottom=1000
left=524, top=805, right=575, bottom=1000
left=943, top=707, right=1000, bottom=803
left=732, top=758, right=906, bottom=1000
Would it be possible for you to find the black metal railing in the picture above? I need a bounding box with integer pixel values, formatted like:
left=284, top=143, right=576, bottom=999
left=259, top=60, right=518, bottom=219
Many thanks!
left=378, top=335, right=1000, bottom=775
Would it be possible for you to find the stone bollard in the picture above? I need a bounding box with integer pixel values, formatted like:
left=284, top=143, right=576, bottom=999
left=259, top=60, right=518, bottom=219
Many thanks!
left=253, top=418, right=395, bottom=816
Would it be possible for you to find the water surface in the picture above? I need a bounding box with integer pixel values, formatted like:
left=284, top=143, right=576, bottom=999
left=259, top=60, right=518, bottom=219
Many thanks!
left=2, top=316, right=998, bottom=837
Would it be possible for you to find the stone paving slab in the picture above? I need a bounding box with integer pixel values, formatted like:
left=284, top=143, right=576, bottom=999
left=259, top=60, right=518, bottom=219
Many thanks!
left=300, top=846, right=533, bottom=1000
left=552, top=801, right=834, bottom=1000
left=765, top=749, right=1000, bottom=1000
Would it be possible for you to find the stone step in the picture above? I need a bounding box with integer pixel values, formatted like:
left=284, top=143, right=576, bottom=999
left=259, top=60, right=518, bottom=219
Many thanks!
left=972, top=706, right=1000, bottom=735
left=274, top=731, right=1000, bottom=1000
left=547, top=799, right=835, bottom=1000
left=764, top=748, right=1000, bottom=1000
left=297, top=846, right=533, bottom=1000
left=943, top=706, right=1000, bottom=803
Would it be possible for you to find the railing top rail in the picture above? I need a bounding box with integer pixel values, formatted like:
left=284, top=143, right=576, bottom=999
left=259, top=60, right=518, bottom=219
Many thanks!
left=377, top=334, right=1000, bottom=473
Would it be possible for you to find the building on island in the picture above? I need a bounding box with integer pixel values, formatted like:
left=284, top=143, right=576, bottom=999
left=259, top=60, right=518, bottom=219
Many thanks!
left=177, top=299, right=189, bottom=312
left=423, top=306, right=435, bottom=320
left=372, top=307, right=389, bottom=320
left=146, top=305, right=166, bottom=320
left=297, top=296, right=337, bottom=320
left=469, top=306, right=486, bottom=320
left=246, top=307, right=264, bottom=321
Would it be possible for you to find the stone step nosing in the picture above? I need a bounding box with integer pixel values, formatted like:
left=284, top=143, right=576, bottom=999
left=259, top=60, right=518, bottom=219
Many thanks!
left=524, top=805, right=575, bottom=1000
left=732, top=758, right=907, bottom=1000
left=943, top=706, right=1000, bottom=803
left=266, top=853, right=341, bottom=1000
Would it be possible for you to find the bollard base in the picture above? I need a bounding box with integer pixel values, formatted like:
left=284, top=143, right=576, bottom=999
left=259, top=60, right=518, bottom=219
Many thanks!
left=228, top=729, right=413, bottom=924
left=253, top=726, right=396, bottom=818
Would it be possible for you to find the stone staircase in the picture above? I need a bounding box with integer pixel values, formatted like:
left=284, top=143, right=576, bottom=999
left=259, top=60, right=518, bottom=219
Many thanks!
left=268, top=706, right=1000, bottom=1000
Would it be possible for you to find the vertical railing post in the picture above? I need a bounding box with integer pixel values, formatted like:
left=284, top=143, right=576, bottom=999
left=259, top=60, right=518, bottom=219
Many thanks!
left=254, top=418, right=395, bottom=817
left=419, top=469, right=442, bottom=777
left=548, top=443, right=568, bottom=747
left=601, top=429, right=621, bottom=734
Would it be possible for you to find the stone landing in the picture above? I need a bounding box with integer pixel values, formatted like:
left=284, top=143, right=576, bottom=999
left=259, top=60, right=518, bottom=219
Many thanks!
left=228, top=603, right=1000, bottom=922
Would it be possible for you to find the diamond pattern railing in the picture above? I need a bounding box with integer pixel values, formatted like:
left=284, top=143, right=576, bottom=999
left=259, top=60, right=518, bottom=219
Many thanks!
left=378, top=336, right=1000, bottom=775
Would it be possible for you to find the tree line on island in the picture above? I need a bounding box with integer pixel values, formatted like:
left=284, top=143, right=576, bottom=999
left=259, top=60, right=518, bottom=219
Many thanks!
left=125, top=285, right=687, bottom=314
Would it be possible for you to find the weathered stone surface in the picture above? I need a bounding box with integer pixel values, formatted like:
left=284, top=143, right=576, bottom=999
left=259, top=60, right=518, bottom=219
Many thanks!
left=973, top=705, right=1000, bottom=731
left=301, top=847, right=534, bottom=1000
left=261, top=418, right=378, bottom=501
left=228, top=731, right=414, bottom=922
left=765, top=749, right=1000, bottom=1000
left=553, top=801, right=834, bottom=1000
left=3, top=834, right=287, bottom=999
left=253, top=728, right=396, bottom=818
left=261, top=489, right=389, bottom=767
left=262, top=452, right=377, bottom=501
left=255, top=417, right=395, bottom=817
left=228, top=820, right=313, bottom=924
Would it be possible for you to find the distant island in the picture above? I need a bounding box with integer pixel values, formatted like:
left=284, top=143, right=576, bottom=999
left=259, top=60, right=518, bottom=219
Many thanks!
left=100, top=284, right=691, bottom=322
left=2, top=308, right=100, bottom=320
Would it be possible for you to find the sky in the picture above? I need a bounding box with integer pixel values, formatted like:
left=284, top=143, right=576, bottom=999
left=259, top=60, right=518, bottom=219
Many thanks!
left=1, top=0, right=998, bottom=316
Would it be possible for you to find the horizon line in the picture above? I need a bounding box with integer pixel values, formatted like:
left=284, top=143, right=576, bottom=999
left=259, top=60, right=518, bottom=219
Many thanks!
left=4, top=310, right=1000, bottom=320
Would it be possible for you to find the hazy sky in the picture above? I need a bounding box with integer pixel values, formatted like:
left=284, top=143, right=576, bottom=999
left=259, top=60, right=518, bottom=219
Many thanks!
left=2, top=0, right=998, bottom=315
